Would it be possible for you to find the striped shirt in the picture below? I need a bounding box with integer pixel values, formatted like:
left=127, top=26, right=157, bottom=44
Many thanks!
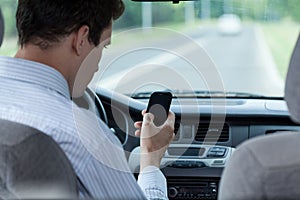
left=0, top=55, right=168, bottom=199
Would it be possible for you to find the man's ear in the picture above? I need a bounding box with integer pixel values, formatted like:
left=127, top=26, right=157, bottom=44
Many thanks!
left=73, top=25, right=90, bottom=56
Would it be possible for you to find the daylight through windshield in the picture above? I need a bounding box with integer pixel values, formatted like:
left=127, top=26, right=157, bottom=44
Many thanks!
left=1, top=0, right=299, bottom=97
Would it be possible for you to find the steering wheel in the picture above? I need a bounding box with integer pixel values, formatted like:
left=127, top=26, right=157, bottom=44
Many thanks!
left=73, top=87, right=108, bottom=124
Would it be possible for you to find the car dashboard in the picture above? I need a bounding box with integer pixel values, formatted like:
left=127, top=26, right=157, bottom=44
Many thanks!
left=95, top=87, right=300, bottom=200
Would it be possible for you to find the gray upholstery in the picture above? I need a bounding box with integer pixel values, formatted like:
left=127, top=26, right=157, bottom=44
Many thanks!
left=0, top=119, right=78, bottom=199
left=218, top=131, right=300, bottom=200
left=219, top=33, right=300, bottom=200
left=0, top=8, right=3, bottom=47
left=285, top=33, right=300, bottom=123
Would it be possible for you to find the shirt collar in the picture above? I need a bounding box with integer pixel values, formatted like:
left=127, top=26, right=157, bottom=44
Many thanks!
left=0, top=56, right=70, bottom=99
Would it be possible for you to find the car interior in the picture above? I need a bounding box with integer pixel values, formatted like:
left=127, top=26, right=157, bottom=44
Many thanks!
left=1, top=0, right=300, bottom=199
left=0, top=119, right=78, bottom=199
left=94, top=50, right=300, bottom=200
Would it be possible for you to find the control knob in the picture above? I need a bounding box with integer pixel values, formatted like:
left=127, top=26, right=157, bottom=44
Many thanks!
left=168, top=187, right=178, bottom=198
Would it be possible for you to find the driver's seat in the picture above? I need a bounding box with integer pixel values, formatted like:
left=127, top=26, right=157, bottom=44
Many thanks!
left=0, top=9, right=77, bottom=199
left=0, top=119, right=78, bottom=199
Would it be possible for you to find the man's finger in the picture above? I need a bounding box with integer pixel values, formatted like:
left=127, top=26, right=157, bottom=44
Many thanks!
left=134, top=121, right=142, bottom=128
left=143, top=112, right=154, bottom=126
left=166, top=111, right=175, bottom=126
left=135, top=130, right=141, bottom=137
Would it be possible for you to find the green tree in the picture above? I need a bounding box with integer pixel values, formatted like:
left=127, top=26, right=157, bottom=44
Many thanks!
left=195, top=0, right=224, bottom=19
left=152, top=2, right=185, bottom=25
left=114, top=0, right=142, bottom=30
left=287, top=0, right=300, bottom=22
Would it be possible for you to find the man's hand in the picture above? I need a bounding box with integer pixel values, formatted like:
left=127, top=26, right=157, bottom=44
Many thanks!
left=134, top=110, right=175, bottom=171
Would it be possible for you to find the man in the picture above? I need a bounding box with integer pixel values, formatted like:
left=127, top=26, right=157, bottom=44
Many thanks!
left=0, top=0, right=175, bottom=199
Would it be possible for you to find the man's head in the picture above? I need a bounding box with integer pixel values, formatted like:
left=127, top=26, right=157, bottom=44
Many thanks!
left=16, top=0, right=124, bottom=49
left=15, top=0, right=124, bottom=97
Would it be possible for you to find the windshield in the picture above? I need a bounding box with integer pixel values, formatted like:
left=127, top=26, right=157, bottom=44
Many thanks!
left=91, top=0, right=299, bottom=98
left=1, top=0, right=299, bottom=98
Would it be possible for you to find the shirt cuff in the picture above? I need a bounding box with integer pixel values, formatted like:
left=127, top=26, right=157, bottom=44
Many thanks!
left=137, top=166, right=168, bottom=200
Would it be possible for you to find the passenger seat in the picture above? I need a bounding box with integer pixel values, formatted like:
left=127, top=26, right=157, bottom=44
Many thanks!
left=218, top=32, right=300, bottom=200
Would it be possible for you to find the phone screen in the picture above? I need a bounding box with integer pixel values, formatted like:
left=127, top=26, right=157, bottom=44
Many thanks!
left=146, top=92, right=172, bottom=126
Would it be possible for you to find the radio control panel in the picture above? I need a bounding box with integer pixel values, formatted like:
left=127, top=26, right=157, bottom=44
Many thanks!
left=168, top=182, right=218, bottom=200
left=128, top=144, right=235, bottom=172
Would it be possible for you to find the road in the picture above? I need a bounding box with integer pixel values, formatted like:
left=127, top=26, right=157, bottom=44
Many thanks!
left=90, top=25, right=284, bottom=97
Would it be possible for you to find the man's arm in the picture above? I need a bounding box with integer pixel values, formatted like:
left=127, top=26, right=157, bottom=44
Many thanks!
left=134, top=111, right=175, bottom=199
left=138, top=166, right=168, bottom=199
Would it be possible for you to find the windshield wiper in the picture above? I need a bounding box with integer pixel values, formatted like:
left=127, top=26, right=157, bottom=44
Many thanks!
left=130, top=90, right=266, bottom=98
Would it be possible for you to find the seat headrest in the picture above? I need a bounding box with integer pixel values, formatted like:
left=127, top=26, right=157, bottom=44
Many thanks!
left=285, top=33, right=300, bottom=124
left=0, top=8, right=4, bottom=47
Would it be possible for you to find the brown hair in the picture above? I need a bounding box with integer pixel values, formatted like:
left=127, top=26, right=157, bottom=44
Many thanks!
left=16, top=0, right=124, bottom=49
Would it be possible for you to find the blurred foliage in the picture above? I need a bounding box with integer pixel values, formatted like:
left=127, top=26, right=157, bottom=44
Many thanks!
left=114, top=0, right=142, bottom=29
left=114, top=0, right=185, bottom=29
left=286, top=0, right=300, bottom=22
left=1, top=0, right=300, bottom=37
left=260, top=21, right=300, bottom=78
left=152, top=3, right=185, bottom=24
left=194, top=0, right=300, bottom=22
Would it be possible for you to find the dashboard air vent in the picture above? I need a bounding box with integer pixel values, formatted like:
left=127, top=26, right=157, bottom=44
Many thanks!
left=195, top=123, right=229, bottom=142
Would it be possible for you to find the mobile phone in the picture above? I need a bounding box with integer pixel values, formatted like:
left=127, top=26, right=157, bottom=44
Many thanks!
left=146, top=91, right=172, bottom=126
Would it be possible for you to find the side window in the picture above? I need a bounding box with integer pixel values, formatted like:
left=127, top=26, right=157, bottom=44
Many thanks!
left=0, top=0, right=18, bottom=55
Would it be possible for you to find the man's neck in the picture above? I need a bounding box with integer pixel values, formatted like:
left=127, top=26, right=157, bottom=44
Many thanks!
left=15, top=43, right=76, bottom=94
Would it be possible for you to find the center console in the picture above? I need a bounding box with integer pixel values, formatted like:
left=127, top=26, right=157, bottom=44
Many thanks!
left=129, top=144, right=235, bottom=200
